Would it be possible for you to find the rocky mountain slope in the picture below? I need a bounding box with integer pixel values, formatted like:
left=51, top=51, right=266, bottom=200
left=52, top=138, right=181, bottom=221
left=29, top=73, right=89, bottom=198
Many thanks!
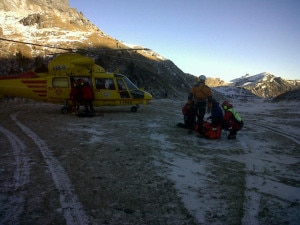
left=0, top=0, right=198, bottom=98
left=0, top=0, right=299, bottom=100
left=272, top=88, right=300, bottom=101
left=230, top=73, right=300, bottom=99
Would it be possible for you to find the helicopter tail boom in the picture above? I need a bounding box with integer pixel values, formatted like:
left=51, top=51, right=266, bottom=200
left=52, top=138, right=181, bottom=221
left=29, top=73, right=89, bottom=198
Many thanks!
left=0, top=72, right=47, bottom=101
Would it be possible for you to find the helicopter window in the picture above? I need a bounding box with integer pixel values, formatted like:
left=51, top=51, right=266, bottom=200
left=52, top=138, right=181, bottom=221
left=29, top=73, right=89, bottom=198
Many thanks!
left=131, top=90, right=144, bottom=98
left=95, top=78, right=105, bottom=89
left=117, top=79, right=126, bottom=90
left=124, top=77, right=138, bottom=90
left=95, top=78, right=115, bottom=90
left=52, top=77, right=69, bottom=88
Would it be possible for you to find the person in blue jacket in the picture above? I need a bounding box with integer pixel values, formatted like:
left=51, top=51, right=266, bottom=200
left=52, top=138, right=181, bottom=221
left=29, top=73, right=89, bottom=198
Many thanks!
left=207, top=99, right=223, bottom=126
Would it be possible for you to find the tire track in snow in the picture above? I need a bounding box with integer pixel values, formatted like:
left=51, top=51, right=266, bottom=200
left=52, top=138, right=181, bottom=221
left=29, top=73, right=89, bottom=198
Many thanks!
left=250, top=122, right=300, bottom=145
left=0, top=125, right=30, bottom=225
left=10, top=113, right=89, bottom=225
left=234, top=134, right=262, bottom=225
left=236, top=124, right=299, bottom=225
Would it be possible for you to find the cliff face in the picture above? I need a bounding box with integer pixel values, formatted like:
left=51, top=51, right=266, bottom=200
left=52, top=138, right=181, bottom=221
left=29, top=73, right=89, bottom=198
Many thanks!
left=0, top=0, right=69, bottom=11
left=1, top=0, right=199, bottom=98
left=0, top=0, right=101, bottom=41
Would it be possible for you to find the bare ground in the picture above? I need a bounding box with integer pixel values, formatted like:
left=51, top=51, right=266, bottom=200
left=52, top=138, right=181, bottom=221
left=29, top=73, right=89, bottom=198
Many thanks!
left=0, top=98, right=299, bottom=225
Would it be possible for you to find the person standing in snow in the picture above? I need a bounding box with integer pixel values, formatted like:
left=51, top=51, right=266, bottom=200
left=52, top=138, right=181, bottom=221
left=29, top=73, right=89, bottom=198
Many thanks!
left=221, top=100, right=244, bottom=139
left=187, top=75, right=212, bottom=136
left=81, top=82, right=94, bottom=113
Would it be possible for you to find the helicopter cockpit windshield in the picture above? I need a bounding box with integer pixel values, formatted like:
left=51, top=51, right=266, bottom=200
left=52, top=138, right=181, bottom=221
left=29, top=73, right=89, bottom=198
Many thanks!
left=123, top=76, right=138, bottom=90
left=117, top=74, right=145, bottom=99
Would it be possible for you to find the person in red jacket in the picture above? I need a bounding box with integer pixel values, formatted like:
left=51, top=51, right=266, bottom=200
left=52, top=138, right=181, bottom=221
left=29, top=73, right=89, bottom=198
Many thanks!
left=81, top=82, right=94, bottom=113
left=221, top=101, right=244, bottom=139
left=177, top=102, right=197, bottom=134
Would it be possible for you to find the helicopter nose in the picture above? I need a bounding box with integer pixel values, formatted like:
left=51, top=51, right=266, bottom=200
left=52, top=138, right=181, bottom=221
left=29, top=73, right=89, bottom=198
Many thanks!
left=143, top=91, right=152, bottom=105
left=144, top=91, right=152, bottom=100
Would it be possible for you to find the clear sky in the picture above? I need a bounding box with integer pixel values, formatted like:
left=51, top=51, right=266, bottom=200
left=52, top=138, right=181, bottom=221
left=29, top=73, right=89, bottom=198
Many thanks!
left=68, top=0, right=300, bottom=81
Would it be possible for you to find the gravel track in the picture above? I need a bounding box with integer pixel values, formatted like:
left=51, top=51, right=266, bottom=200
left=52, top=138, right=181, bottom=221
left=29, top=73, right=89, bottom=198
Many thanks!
left=0, top=99, right=299, bottom=225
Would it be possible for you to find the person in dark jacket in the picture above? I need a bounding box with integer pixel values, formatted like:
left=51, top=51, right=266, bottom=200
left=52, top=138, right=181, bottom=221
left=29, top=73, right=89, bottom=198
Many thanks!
left=207, top=99, right=223, bottom=126
left=200, top=99, right=223, bottom=139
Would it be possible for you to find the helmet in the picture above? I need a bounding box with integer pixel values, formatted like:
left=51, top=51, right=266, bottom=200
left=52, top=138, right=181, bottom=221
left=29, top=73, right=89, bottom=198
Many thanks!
left=221, top=101, right=233, bottom=110
left=198, top=75, right=206, bottom=82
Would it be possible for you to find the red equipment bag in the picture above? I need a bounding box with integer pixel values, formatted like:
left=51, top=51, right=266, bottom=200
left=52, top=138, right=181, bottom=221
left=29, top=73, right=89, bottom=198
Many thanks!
left=202, top=121, right=222, bottom=139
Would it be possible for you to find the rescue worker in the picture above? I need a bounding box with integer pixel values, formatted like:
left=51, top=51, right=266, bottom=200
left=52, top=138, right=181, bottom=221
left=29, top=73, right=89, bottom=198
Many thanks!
left=69, top=79, right=79, bottom=112
left=81, top=82, right=94, bottom=113
left=177, top=102, right=197, bottom=134
left=187, top=75, right=212, bottom=136
left=207, top=99, right=223, bottom=126
left=221, top=100, right=244, bottom=139
left=76, top=78, right=85, bottom=109
left=201, top=99, right=223, bottom=139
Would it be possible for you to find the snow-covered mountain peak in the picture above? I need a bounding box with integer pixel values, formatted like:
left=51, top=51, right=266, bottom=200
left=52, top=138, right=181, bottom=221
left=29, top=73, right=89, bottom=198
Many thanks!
left=230, top=72, right=276, bottom=86
left=227, top=72, right=299, bottom=99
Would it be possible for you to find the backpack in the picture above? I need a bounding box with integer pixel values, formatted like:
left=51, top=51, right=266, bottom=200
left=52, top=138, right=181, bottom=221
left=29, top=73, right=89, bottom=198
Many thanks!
left=227, top=108, right=244, bottom=129
left=202, top=121, right=222, bottom=139
left=232, top=110, right=244, bottom=128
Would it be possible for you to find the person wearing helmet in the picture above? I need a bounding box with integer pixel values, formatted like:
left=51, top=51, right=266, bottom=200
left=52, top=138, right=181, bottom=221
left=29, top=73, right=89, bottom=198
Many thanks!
left=221, top=100, right=244, bottom=139
left=187, top=75, right=213, bottom=136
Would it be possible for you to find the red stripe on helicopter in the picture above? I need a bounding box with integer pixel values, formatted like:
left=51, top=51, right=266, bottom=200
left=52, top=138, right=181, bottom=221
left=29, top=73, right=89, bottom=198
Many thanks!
left=21, top=80, right=47, bottom=84
left=20, top=80, right=47, bottom=98
left=33, top=90, right=47, bottom=93
left=27, top=85, right=47, bottom=88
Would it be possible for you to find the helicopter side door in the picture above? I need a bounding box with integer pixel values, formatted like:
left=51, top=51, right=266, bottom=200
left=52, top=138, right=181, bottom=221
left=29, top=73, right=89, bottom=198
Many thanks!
left=94, top=77, right=120, bottom=106
left=47, top=76, right=70, bottom=104
left=116, top=78, right=130, bottom=99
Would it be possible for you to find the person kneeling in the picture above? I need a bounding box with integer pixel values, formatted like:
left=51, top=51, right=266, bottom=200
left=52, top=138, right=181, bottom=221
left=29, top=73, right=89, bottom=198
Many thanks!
left=202, top=99, right=224, bottom=139
left=177, top=101, right=197, bottom=134
left=221, top=101, right=244, bottom=140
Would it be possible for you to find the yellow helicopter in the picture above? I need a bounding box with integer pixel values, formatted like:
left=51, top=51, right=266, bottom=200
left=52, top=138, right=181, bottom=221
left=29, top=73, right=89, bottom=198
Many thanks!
left=0, top=53, right=152, bottom=114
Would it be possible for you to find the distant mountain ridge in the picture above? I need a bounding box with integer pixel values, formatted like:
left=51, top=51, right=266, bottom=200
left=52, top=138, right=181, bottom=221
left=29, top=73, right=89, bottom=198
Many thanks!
left=230, top=72, right=300, bottom=99
left=0, top=0, right=298, bottom=100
